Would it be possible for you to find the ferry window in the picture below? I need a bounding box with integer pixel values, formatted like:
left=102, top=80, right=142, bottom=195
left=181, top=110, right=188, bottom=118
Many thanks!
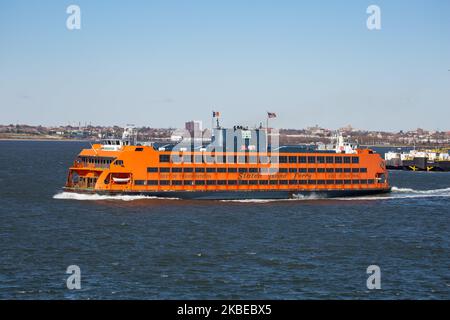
left=172, top=180, right=182, bottom=185
left=195, top=180, right=205, bottom=185
left=238, top=168, right=247, bottom=173
left=360, top=168, right=367, bottom=173
left=115, top=160, right=124, bottom=166
left=269, top=180, right=278, bottom=185
left=279, top=180, right=288, bottom=185
left=360, top=179, right=368, bottom=184
left=352, top=157, right=359, bottom=164
left=317, top=156, right=325, bottom=163
left=171, top=168, right=183, bottom=173
left=195, top=168, right=205, bottom=173
left=289, top=168, right=297, bottom=173
left=183, top=180, right=193, bottom=185
left=194, top=155, right=203, bottom=164
left=147, top=180, right=158, bottom=185
left=308, top=180, right=317, bottom=185
left=159, top=155, right=170, bottom=163
left=249, top=156, right=257, bottom=164
left=279, top=156, right=288, bottom=163
left=183, top=155, right=192, bottom=163
left=228, top=180, right=237, bottom=185
left=335, top=168, right=343, bottom=173
left=326, top=157, right=334, bottom=164
left=368, top=179, right=375, bottom=184
left=259, top=156, right=269, bottom=164
left=299, top=180, right=307, bottom=184
left=218, top=180, right=227, bottom=185
left=249, top=168, right=259, bottom=173
left=308, top=168, right=316, bottom=173
left=183, top=168, right=193, bottom=173
left=317, top=180, right=326, bottom=185
left=299, top=168, right=307, bottom=173
left=352, top=180, right=360, bottom=184
left=249, top=180, right=258, bottom=185
left=160, top=180, right=170, bottom=185
left=217, top=168, right=227, bottom=173
left=171, top=155, right=182, bottom=164
left=279, top=168, right=288, bottom=173
left=206, top=168, right=216, bottom=173
left=299, top=156, right=307, bottom=163
left=344, top=168, right=351, bottom=173
left=308, top=156, right=316, bottom=163
left=335, top=156, right=343, bottom=163
left=135, top=147, right=143, bottom=152
left=259, top=180, right=268, bottom=185
left=134, top=180, right=146, bottom=186
left=317, top=168, right=325, bottom=173
left=289, top=180, right=298, bottom=185
left=160, top=167, right=170, bottom=173
left=344, top=180, right=352, bottom=184
left=206, top=180, right=216, bottom=185
left=335, top=180, right=343, bottom=184
left=326, top=168, right=334, bottom=173
left=239, top=180, right=248, bottom=185
left=343, top=157, right=351, bottom=164
left=228, top=168, right=237, bottom=173
left=352, top=168, right=360, bottom=173
left=289, top=156, right=297, bottom=163
left=326, top=180, right=334, bottom=184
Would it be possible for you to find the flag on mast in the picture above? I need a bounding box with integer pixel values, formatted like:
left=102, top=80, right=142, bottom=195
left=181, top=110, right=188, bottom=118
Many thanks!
left=213, top=111, right=220, bottom=117
left=267, top=112, right=277, bottom=118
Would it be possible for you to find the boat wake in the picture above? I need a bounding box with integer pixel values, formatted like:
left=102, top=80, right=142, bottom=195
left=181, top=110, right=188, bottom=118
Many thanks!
left=53, top=192, right=179, bottom=201
left=336, top=186, right=450, bottom=201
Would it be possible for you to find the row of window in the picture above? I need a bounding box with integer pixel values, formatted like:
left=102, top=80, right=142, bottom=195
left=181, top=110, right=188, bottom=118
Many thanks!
left=135, top=179, right=376, bottom=186
left=79, top=157, right=115, bottom=165
left=160, top=155, right=360, bottom=164
left=148, top=167, right=368, bottom=173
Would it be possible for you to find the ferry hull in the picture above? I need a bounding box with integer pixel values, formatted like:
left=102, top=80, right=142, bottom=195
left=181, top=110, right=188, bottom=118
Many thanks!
left=63, top=187, right=391, bottom=200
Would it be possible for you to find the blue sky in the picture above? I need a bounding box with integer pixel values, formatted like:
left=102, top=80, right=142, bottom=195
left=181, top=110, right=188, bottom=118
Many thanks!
left=0, top=0, right=449, bottom=131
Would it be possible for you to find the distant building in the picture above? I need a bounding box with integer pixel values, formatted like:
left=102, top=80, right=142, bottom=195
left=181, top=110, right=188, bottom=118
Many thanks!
left=185, top=120, right=203, bottom=138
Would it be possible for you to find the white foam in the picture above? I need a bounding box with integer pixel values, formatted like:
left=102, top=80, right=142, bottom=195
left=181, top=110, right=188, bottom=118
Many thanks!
left=53, top=192, right=179, bottom=201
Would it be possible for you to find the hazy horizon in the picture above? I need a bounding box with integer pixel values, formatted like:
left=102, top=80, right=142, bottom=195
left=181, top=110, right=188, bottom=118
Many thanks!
left=1, top=0, right=449, bottom=131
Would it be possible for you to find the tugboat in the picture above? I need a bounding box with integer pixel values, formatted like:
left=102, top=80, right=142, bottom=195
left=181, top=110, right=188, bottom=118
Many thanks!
left=63, top=118, right=391, bottom=200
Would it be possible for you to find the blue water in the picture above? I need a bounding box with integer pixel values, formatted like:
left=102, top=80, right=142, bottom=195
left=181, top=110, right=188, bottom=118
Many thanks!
left=0, top=141, right=449, bottom=299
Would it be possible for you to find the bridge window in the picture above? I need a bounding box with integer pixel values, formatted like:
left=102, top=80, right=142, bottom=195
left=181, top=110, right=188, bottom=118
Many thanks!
left=159, top=155, right=170, bottom=163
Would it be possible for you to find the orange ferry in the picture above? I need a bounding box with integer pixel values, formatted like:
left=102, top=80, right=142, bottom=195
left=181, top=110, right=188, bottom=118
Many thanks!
left=64, top=124, right=390, bottom=200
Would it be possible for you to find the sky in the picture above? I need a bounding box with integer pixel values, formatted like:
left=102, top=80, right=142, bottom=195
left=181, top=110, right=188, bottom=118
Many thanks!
left=0, top=0, right=449, bottom=131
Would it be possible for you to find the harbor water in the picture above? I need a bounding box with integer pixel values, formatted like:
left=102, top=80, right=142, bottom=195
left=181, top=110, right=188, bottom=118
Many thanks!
left=0, top=141, right=449, bottom=299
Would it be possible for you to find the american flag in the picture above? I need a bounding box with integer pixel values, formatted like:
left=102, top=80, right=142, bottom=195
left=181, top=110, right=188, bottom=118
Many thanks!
left=212, top=111, right=220, bottom=117
left=267, top=112, right=277, bottom=118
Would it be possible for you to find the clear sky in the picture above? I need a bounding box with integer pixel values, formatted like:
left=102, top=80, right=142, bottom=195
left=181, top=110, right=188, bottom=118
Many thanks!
left=0, top=0, right=449, bottom=131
